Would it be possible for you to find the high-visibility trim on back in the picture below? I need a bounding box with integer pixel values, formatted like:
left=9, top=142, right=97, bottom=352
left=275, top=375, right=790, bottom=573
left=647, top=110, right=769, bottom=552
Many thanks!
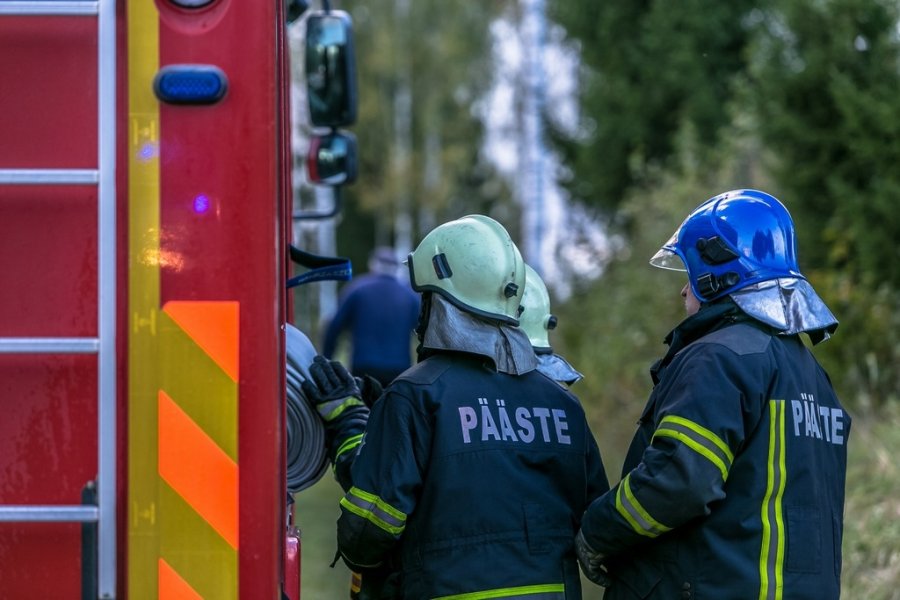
left=758, top=400, right=787, bottom=600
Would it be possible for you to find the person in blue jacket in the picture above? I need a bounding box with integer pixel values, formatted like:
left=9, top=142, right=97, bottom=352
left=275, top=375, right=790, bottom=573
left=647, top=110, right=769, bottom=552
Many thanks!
left=304, top=214, right=609, bottom=600
left=322, top=246, right=421, bottom=387
left=576, top=189, right=851, bottom=600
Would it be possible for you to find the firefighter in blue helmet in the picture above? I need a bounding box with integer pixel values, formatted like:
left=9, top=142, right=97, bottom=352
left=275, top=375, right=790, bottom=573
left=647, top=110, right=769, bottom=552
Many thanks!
left=576, top=189, right=850, bottom=599
left=303, top=214, right=609, bottom=599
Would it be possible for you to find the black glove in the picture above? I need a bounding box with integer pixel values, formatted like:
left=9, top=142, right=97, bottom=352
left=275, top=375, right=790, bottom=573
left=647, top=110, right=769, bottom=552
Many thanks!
left=356, top=374, right=384, bottom=408
left=301, top=355, right=369, bottom=491
left=301, top=355, right=365, bottom=423
left=575, top=528, right=611, bottom=587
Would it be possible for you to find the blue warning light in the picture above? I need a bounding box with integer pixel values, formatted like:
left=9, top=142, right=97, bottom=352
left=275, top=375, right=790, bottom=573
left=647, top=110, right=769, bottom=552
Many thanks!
left=193, top=194, right=211, bottom=214
left=137, top=142, right=158, bottom=162
left=153, top=65, right=228, bottom=105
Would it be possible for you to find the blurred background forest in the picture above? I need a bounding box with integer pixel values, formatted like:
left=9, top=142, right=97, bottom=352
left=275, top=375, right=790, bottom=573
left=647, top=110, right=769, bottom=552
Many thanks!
left=288, top=1, right=900, bottom=598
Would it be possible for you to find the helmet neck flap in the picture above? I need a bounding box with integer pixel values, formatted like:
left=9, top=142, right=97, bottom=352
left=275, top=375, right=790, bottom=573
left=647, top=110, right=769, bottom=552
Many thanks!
left=730, top=278, right=838, bottom=344
left=536, top=353, right=584, bottom=387
left=418, top=293, right=537, bottom=375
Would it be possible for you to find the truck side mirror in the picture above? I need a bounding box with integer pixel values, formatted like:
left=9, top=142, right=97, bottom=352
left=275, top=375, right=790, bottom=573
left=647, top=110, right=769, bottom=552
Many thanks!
left=306, top=131, right=358, bottom=185
left=286, top=0, right=310, bottom=23
left=305, top=10, right=357, bottom=128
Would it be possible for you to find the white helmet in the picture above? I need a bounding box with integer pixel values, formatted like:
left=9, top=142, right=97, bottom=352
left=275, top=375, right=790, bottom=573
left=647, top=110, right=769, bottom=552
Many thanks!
left=519, top=264, right=557, bottom=350
left=408, top=215, right=525, bottom=324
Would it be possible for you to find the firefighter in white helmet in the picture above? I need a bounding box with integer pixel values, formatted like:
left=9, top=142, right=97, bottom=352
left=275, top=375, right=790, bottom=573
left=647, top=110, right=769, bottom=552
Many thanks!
left=303, top=214, right=609, bottom=599
left=519, top=263, right=583, bottom=387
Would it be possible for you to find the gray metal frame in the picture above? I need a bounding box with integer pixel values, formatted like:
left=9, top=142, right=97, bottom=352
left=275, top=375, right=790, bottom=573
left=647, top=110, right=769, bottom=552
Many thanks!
left=0, top=1, right=117, bottom=597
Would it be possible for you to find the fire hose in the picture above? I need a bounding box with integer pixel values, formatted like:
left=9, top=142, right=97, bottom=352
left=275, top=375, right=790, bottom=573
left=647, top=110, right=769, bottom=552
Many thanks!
left=285, top=323, right=330, bottom=494
left=283, top=246, right=354, bottom=494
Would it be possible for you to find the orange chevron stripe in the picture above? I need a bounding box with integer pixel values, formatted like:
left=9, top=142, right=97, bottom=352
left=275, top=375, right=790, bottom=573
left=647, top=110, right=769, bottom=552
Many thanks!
left=163, top=301, right=240, bottom=381
left=159, top=558, right=203, bottom=600
left=158, top=390, right=239, bottom=549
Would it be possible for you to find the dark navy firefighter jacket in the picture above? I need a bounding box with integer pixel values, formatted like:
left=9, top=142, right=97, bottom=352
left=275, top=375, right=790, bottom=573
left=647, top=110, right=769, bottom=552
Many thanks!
left=580, top=301, right=850, bottom=600
left=337, top=352, right=609, bottom=600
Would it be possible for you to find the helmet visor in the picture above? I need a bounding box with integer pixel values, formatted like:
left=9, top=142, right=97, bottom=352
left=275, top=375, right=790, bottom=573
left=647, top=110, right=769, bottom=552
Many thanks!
left=649, top=231, right=686, bottom=271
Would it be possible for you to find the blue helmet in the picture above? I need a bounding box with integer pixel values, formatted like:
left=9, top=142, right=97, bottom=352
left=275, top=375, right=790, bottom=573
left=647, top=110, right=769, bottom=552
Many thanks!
left=650, top=189, right=804, bottom=301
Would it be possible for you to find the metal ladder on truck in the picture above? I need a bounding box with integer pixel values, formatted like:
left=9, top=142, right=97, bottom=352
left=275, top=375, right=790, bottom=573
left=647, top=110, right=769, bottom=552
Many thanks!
left=0, top=1, right=117, bottom=598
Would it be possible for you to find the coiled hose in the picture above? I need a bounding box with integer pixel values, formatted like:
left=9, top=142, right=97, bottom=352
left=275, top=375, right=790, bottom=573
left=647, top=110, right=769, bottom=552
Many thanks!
left=285, top=323, right=330, bottom=494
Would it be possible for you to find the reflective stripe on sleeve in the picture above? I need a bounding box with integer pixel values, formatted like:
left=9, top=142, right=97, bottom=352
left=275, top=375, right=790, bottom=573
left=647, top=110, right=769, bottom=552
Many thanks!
left=340, top=486, right=407, bottom=536
left=652, top=415, right=734, bottom=481
left=759, top=400, right=787, bottom=600
left=433, top=583, right=566, bottom=599
left=335, top=433, right=364, bottom=461
left=615, top=474, right=673, bottom=538
left=320, top=396, right=366, bottom=422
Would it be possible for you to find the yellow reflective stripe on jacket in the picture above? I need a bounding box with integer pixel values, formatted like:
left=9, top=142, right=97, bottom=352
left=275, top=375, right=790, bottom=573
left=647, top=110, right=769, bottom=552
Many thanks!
left=433, top=583, right=566, bottom=599
left=653, top=415, right=734, bottom=480
left=615, top=474, right=672, bottom=538
left=340, top=486, right=407, bottom=536
left=336, top=433, right=364, bottom=461
left=759, top=400, right=787, bottom=600
left=321, top=396, right=366, bottom=422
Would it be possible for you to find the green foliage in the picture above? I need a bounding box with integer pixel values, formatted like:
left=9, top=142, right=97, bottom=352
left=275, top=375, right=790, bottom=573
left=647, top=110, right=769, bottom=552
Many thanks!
left=549, top=0, right=900, bottom=408
left=748, top=0, right=900, bottom=289
left=840, top=405, right=900, bottom=599
left=746, top=0, right=900, bottom=407
left=338, top=0, right=513, bottom=252
left=812, top=274, right=900, bottom=409
left=547, top=0, right=763, bottom=212
left=294, top=475, right=353, bottom=598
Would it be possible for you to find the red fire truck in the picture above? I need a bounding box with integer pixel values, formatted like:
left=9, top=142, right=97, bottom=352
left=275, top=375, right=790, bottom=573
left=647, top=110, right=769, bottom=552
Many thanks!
left=0, top=0, right=356, bottom=598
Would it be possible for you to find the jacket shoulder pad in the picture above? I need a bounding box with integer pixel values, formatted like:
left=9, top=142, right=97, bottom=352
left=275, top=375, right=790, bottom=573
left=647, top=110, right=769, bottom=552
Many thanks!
left=697, top=322, right=771, bottom=356
left=394, top=356, right=454, bottom=385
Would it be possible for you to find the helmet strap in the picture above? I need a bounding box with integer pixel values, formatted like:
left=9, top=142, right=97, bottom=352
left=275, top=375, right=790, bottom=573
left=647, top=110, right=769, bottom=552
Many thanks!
left=696, top=271, right=741, bottom=299
left=414, top=292, right=432, bottom=343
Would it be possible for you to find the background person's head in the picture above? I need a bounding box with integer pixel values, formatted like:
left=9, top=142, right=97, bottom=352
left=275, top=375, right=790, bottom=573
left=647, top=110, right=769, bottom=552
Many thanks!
left=368, top=246, right=401, bottom=276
